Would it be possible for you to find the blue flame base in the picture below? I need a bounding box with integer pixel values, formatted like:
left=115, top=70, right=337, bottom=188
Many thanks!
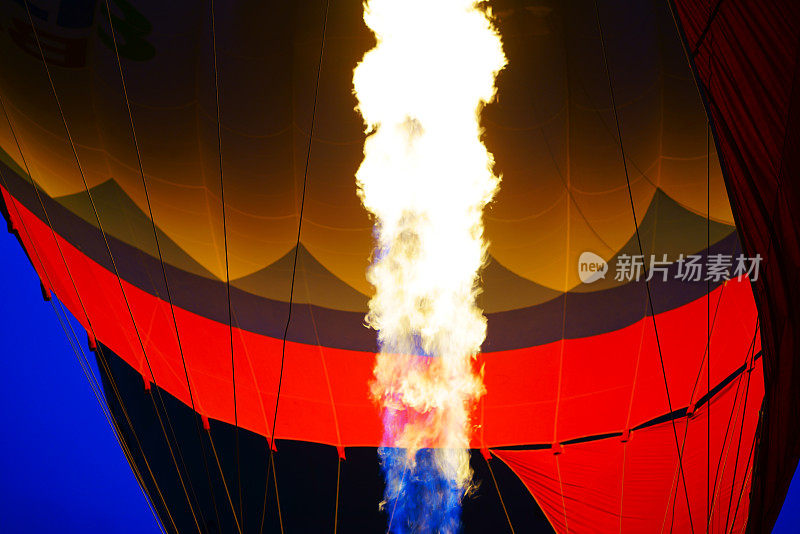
left=380, top=447, right=463, bottom=534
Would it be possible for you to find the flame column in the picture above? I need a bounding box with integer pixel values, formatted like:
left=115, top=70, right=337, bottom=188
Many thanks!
left=353, top=1, right=506, bottom=532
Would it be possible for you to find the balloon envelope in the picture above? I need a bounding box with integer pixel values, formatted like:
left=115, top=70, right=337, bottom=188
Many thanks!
left=0, top=0, right=787, bottom=532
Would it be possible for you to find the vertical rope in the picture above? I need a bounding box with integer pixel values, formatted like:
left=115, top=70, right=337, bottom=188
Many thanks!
left=209, top=0, right=244, bottom=527
left=706, top=32, right=713, bottom=532
left=485, top=455, right=516, bottom=534
left=334, top=456, right=341, bottom=534
left=4, top=195, right=171, bottom=534
left=592, top=2, right=694, bottom=530
left=258, top=1, right=330, bottom=532
left=551, top=19, right=572, bottom=531
left=0, top=95, right=202, bottom=533
left=94, top=0, right=241, bottom=529
left=727, top=430, right=758, bottom=532
left=0, top=156, right=174, bottom=534
left=706, top=346, right=755, bottom=531
left=720, top=351, right=756, bottom=532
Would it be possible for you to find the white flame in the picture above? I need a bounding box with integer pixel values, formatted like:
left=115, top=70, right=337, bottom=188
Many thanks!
left=354, top=0, right=506, bottom=503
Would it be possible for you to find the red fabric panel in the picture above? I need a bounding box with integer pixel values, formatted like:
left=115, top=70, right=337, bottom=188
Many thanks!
left=672, top=1, right=800, bottom=530
left=1, top=185, right=378, bottom=447
left=1, top=185, right=759, bottom=452
left=494, top=362, right=764, bottom=533
left=482, top=280, right=758, bottom=447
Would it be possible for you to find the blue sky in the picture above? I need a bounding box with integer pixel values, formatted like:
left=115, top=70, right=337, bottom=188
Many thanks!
left=0, top=227, right=797, bottom=533
left=0, top=231, right=160, bottom=533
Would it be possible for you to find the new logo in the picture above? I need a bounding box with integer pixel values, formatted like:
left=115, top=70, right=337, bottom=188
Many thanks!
left=578, top=252, right=608, bottom=284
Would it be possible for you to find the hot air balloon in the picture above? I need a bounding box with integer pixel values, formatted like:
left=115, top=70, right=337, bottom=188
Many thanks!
left=0, top=0, right=797, bottom=532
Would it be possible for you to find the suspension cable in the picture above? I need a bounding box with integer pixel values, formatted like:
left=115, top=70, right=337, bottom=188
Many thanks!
left=485, top=454, right=516, bottom=534
left=0, top=167, right=171, bottom=533
left=100, top=0, right=245, bottom=529
left=209, top=0, right=244, bottom=526
left=258, top=1, right=331, bottom=532
left=20, top=4, right=220, bottom=529
left=592, top=2, right=694, bottom=529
